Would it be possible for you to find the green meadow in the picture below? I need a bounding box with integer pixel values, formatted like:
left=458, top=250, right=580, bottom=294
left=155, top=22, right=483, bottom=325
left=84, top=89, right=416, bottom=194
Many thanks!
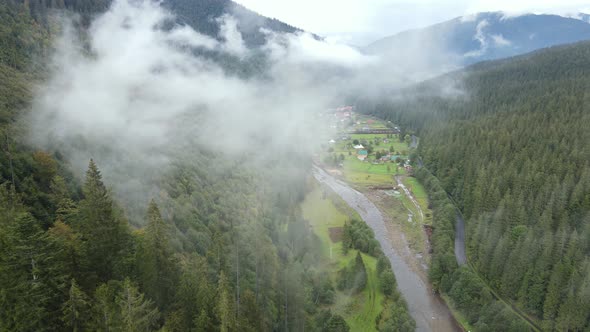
left=302, top=186, right=385, bottom=332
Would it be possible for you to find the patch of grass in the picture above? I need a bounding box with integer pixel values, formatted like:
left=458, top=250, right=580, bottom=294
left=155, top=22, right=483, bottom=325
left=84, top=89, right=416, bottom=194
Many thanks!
left=342, top=254, right=383, bottom=332
left=403, top=177, right=428, bottom=210
left=302, top=187, right=349, bottom=257
left=353, top=115, right=390, bottom=130
left=399, top=177, right=433, bottom=227
left=342, top=159, right=401, bottom=186
left=378, top=193, right=427, bottom=255
left=302, top=186, right=384, bottom=331
left=344, top=159, right=395, bottom=175
left=398, top=190, right=419, bottom=218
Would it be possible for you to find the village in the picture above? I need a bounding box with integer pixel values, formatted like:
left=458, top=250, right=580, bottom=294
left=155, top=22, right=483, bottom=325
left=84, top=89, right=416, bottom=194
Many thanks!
left=319, top=106, right=415, bottom=183
left=313, top=105, right=434, bottom=264
left=302, top=106, right=438, bottom=330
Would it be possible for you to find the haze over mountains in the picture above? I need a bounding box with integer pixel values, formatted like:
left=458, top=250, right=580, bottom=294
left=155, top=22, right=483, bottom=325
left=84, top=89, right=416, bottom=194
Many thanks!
left=1, top=0, right=590, bottom=331
left=11, top=0, right=309, bottom=47
left=365, top=12, right=590, bottom=67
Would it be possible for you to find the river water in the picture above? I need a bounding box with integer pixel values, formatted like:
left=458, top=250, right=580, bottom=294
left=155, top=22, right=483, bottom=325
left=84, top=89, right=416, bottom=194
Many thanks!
left=312, top=166, right=460, bottom=332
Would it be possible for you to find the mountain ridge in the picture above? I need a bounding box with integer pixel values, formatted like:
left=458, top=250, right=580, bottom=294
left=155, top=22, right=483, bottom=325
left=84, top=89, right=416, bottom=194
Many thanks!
left=365, top=12, right=590, bottom=66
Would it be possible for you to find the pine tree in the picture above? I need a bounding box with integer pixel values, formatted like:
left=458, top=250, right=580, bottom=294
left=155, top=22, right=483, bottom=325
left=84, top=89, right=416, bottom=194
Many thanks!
left=353, top=251, right=367, bottom=292
left=325, top=313, right=350, bottom=332
left=117, top=278, right=160, bottom=332
left=50, top=175, right=78, bottom=224
left=342, top=221, right=352, bottom=254
left=176, top=254, right=213, bottom=330
left=88, top=283, right=118, bottom=332
left=78, top=159, right=130, bottom=284
left=47, top=221, right=82, bottom=282
left=216, top=272, right=235, bottom=332
left=61, top=279, right=89, bottom=332
left=0, top=213, right=67, bottom=331
left=193, top=309, right=212, bottom=332
left=138, top=200, right=177, bottom=310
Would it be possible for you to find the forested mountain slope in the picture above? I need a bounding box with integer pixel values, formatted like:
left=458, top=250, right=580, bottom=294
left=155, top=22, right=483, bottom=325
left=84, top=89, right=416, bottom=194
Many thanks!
left=5, top=0, right=313, bottom=78
left=0, top=1, right=413, bottom=331
left=7, top=0, right=307, bottom=46
left=359, top=41, right=590, bottom=330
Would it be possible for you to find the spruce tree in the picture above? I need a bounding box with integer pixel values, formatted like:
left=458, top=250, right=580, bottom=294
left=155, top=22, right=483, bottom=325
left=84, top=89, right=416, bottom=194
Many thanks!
left=78, top=159, right=129, bottom=284
left=193, top=309, right=212, bottom=332
left=138, top=200, right=177, bottom=310
left=117, top=278, right=160, bottom=332
left=61, top=279, right=89, bottom=332
left=216, top=272, right=234, bottom=332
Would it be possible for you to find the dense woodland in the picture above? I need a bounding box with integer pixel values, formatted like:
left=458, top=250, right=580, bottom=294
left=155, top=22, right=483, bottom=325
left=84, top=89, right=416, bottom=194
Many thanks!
left=359, top=42, right=590, bottom=330
left=0, top=1, right=414, bottom=331
left=4, top=0, right=311, bottom=79
left=6, top=0, right=304, bottom=45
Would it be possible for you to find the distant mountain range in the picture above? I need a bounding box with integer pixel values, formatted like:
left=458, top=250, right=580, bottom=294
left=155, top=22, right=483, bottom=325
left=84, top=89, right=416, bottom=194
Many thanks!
left=365, top=12, right=590, bottom=66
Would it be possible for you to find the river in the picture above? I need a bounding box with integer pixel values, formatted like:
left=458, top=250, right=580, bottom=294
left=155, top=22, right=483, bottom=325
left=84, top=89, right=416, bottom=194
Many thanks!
left=313, top=165, right=460, bottom=332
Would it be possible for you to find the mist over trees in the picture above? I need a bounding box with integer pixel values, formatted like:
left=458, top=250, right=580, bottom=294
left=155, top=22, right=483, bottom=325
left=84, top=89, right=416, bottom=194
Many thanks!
left=359, top=41, right=590, bottom=330
left=5, top=0, right=589, bottom=330
left=0, top=0, right=416, bottom=331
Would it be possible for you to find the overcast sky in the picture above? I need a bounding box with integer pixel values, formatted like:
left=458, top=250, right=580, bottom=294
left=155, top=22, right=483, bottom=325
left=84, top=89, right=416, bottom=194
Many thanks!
left=234, top=0, right=590, bottom=45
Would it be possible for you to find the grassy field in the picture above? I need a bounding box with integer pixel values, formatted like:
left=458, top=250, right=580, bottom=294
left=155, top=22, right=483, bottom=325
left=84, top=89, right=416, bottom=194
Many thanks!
left=400, top=177, right=433, bottom=226
left=322, top=115, right=414, bottom=187
left=342, top=159, right=400, bottom=186
left=353, top=114, right=390, bottom=130
left=302, top=186, right=384, bottom=331
left=403, top=177, right=428, bottom=209
left=349, top=134, right=409, bottom=153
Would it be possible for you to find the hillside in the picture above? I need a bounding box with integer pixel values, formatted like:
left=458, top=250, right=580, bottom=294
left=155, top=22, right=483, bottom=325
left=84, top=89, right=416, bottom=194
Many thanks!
left=0, top=1, right=415, bottom=331
left=359, top=41, right=590, bottom=330
left=365, top=12, right=590, bottom=67
left=7, top=0, right=308, bottom=46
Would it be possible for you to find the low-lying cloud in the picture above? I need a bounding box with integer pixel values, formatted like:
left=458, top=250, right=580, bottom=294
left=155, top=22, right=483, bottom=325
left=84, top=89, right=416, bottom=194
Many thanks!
left=30, top=0, right=453, bottom=222
left=28, top=0, right=373, bottom=219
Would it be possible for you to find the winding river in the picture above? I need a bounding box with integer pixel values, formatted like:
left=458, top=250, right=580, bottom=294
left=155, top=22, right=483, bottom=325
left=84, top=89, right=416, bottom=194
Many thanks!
left=313, top=165, right=460, bottom=332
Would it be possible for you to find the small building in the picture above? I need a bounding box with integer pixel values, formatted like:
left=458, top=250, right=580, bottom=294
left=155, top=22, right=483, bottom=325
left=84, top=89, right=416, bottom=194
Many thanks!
left=353, top=144, right=365, bottom=150
left=357, top=150, right=368, bottom=161
left=329, top=139, right=336, bottom=144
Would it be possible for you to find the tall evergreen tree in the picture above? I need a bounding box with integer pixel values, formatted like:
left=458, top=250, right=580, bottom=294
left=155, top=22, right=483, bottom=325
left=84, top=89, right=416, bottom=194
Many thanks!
left=117, top=278, right=160, bottom=332
left=138, top=200, right=177, bottom=310
left=78, top=159, right=130, bottom=285
left=216, top=272, right=235, bottom=332
left=61, top=279, right=89, bottom=332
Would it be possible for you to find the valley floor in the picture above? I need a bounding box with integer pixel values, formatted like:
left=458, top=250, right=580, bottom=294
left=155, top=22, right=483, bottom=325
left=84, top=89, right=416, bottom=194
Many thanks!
left=310, top=166, right=461, bottom=332
left=312, top=113, right=464, bottom=331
